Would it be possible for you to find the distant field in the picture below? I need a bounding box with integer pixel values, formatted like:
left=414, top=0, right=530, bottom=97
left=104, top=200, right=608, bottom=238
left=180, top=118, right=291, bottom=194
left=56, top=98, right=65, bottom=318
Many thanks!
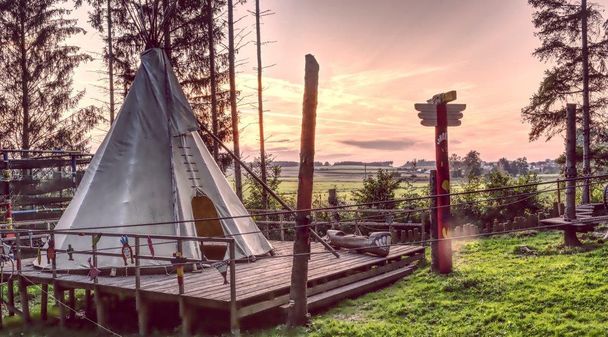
left=229, top=165, right=561, bottom=200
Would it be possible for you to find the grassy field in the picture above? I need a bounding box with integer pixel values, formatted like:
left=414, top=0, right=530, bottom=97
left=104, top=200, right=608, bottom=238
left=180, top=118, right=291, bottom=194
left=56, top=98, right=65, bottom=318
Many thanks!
left=2, top=231, right=607, bottom=336
left=248, top=231, right=608, bottom=337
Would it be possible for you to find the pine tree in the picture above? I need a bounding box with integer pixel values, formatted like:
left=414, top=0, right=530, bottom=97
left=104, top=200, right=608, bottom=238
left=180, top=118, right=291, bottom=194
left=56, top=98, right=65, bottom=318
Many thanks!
left=523, top=0, right=608, bottom=143
left=81, top=0, right=235, bottom=169
left=0, top=0, right=101, bottom=151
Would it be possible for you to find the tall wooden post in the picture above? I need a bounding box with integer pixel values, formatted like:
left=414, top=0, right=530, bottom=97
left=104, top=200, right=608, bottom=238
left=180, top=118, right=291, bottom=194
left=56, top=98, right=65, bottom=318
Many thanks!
left=564, top=103, right=581, bottom=246
left=415, top=91, right=463, bottom=274
left=429, top=170, right=439, bottom=272
left=434, top=103, right=452, bottom=273
left=227, top=0, right=243, bottom=200
left=287, top=54, right=319, bottom=327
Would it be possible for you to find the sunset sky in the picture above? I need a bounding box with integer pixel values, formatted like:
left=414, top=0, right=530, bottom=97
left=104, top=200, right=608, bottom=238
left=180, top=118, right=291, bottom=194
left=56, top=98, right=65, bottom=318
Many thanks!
left=71, top=0, right=608, bottom=164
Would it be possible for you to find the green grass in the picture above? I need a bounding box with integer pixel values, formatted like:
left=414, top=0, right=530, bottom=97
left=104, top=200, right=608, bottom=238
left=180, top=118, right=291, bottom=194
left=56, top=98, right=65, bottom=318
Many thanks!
left=248, top=231, right=608, bottom=337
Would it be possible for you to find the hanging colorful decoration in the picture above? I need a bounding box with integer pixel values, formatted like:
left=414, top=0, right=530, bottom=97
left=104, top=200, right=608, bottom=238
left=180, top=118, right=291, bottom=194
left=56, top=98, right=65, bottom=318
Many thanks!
left=67, top=244, right=74, bottom=261
left=87, top=257, right=100, bottom=281
left=212, top=261, right=229, bottom=285
left=120, top=235, right=134, bottom=265
left=36, top=246, right=41, bottom=265
left=147, top=236, right=155, bottom=257
left=171, top=251, right=187, bottom=289
left=46, top=236, right=56, bottom=264
left=92, top=234, right=102, bottom=247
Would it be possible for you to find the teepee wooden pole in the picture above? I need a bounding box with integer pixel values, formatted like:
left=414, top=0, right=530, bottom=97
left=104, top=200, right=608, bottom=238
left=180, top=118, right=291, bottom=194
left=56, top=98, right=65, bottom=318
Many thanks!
left=198, top=121, right=340, bottom=258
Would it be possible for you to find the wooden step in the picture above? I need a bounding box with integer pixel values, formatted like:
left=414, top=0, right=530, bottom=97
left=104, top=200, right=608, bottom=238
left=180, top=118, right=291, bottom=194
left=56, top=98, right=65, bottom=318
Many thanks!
left=281, top=265, right=415, bottom=313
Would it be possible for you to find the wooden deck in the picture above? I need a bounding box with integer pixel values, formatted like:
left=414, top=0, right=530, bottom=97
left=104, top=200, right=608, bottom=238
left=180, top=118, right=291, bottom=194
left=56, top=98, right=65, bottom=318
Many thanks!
left=4, top=240, right=424, bottom=335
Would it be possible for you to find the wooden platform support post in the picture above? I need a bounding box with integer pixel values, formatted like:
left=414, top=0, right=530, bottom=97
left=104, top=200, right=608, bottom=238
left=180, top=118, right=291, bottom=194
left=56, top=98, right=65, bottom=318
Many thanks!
left=287, top=54, right=319, bottom=327
left=7, top=279, right=14, bottom=316
left=94, top=288, right=107, bottom=329
left=429, top=170, right=439, bottom=272
left=18, top=278, right=30, bottom=323
left=229, top=240, right=239, bottom=335
left=54, top=285, right=66, bottom=328
left=40, top=283, right=48, bottom=321
left=179, top=297, right=193, bottom=336
left=84, top=289, right=92, bottom=316
left=68, top=288, right=75, bottom=320
left=16, top=232, right=31, bottom=323
left=135, top=237, right=150, bottom=336
left=92, top=234, right=108, bottom=330
left=564, top=103, right=581, bottom=246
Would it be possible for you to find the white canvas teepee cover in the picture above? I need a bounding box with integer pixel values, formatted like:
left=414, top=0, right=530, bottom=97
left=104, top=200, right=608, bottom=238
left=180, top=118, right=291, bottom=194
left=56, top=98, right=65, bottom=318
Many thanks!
left=35, top=48, right=273, bottom=270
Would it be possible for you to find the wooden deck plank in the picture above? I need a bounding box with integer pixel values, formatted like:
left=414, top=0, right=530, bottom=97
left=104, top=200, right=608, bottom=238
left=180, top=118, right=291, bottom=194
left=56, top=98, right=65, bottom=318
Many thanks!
left=4, top=241, right=423, bottom=308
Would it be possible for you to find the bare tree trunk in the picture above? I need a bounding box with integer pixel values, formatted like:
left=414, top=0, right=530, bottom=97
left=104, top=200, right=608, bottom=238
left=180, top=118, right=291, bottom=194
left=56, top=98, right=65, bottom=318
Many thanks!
left=19, top=0, right=29, bottom=155
left=287, top=54, right=319, bottom=327
left=208, top=0, right=219, bottom=161
left=581, top=0, right=591, bottom=203
left=255, top=0, right=268, bottom=209
left=162, top=0, right=172, bottom=59
left=227, top=0, right=243, bottom=200
left=107, top=0, right=115, bottom=125
left=565, top=103, right=582, bottom=247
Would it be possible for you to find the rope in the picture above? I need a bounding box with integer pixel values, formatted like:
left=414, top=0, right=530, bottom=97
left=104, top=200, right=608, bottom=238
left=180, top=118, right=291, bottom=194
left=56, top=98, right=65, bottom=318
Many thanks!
left=19, top=274, right=122, bottom=337
left=3, top=174, right=606, bottom=233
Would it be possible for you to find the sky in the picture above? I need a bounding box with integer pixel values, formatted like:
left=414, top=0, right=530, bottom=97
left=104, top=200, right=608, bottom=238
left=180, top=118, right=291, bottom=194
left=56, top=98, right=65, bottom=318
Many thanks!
left=69, top=0, right=608, bottom=164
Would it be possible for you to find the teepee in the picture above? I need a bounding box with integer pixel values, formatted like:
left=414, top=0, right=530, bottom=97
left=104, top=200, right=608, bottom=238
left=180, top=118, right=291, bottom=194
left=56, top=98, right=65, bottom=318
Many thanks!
left=35, top=48, right=273, bottom=270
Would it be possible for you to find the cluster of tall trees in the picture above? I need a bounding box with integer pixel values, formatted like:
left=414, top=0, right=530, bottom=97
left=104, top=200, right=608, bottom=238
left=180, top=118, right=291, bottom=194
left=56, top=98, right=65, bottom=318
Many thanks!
left=0, top=0, right=271, bottom=199
left=0, top=0, right=101, bottom=151
left=524, top=0, right=608, bottom=202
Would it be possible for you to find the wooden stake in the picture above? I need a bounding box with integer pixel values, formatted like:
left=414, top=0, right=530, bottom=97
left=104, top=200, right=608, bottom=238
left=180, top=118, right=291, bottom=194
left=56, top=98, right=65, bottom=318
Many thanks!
left=287, top=54, right=319, bottom=327
left=564, top=103, right=581, bottom=246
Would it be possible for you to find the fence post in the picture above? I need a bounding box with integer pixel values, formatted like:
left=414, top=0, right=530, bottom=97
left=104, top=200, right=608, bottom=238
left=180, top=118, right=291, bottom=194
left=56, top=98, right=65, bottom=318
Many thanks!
left=556, top=179, right=562, bottom=216
left=229, top=239, right=239, bottom=335
left=92, top=233, right=107, bottom=330
left=279, top=213, right=285, bottom=241
left=135, top=236, right=149, bottom=336
left=16, top=232, right=30, bottom=322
